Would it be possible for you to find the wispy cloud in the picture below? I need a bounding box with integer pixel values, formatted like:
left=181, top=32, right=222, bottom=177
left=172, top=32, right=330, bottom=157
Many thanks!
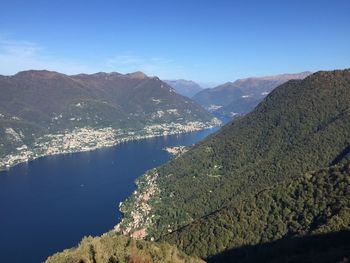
left=0, top=38, right=94, bottom=75
left=0, top=37, right=186, bottom=80
left=0, top=39, right=41, bottom=57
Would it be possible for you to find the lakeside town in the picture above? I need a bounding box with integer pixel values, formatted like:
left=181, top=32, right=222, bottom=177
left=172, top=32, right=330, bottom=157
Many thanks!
left=115, top=169, right=160, bottom=240
left=0, top=119, right=221, bottom=171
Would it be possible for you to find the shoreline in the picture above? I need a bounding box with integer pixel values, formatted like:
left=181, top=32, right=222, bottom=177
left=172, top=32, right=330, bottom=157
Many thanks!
left=0, top=122, right=220, bottom=172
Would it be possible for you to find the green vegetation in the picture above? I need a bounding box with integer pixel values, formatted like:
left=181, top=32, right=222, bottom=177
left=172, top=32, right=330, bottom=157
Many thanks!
left=135, top=69, right=350, bottom=239
left=160, top=161, right=350, bottom=259
left=45, top=232, right=204, bottom=263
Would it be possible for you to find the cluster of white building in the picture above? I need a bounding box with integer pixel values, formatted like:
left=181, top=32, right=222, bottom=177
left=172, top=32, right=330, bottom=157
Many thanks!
left=144, top=119, right=221, bottom=136
left=115, top=170, right=159, bottom=239
left=0, top=118, right=221, bottom=170
left=35, top=127, right=118, bottom=155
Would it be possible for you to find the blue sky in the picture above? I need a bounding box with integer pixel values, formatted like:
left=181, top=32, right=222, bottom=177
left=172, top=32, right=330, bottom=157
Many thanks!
left=0, top=0, right=349, bottom=84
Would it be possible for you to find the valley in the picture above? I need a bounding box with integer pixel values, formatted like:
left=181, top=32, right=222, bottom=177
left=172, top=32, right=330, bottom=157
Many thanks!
left=2, top=69, right=350, bottom=263
left=2, top=1, right=350, bottom=262
left=2, top=68, right=349, bottom=263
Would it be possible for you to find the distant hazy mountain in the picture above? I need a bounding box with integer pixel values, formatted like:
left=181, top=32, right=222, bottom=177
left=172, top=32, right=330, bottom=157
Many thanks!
left=192, top=82, right=244, bottom=110
left=193, top=72, right=312, bottom=118
left=0, top=70, right=217, bottom=169
left=164, top=79, right=203, bottom=98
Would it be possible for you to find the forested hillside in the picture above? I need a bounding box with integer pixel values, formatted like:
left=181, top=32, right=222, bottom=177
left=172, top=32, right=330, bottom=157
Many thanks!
left=161, top=161, right=350, bottom=261
left=117, top=69, right=350, bottom=256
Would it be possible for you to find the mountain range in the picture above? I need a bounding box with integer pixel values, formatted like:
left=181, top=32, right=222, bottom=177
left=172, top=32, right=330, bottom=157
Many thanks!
left=193, top=72, right=312, bottom=118
left=0, top=70, right=217, bottom=169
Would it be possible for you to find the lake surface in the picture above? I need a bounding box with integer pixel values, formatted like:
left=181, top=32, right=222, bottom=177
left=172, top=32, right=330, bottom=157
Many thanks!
left=0, top=128, right=218, bottom=263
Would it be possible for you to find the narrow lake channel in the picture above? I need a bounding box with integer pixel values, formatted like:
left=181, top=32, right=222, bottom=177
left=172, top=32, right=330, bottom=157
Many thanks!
left=0, top=128, right=218, bottom=263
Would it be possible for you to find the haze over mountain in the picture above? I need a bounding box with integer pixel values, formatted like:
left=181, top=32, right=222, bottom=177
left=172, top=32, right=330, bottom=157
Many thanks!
left=193, top=72, right=312, bottom=118
left=0, top=70, right=218, bottom=170
left=164, top=79, right=203, bottom=98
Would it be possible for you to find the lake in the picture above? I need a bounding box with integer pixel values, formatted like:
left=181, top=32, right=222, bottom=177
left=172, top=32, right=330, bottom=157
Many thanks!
left=0, top=128, right=218, bottom=263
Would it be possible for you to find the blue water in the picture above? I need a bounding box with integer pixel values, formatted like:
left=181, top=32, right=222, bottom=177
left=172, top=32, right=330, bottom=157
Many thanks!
left=0, top=128, right=218, bottom=263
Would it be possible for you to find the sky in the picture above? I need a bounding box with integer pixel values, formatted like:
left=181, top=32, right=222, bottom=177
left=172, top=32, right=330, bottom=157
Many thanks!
left=0, top=0, right=349, bottom=84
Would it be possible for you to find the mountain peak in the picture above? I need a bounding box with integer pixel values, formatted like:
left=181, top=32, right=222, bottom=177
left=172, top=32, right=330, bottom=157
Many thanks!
left=13, top=70, right=63, bottom=79
left=90, top=72, right=123, bottom=77
left=126, top=71, right=148, bottom=79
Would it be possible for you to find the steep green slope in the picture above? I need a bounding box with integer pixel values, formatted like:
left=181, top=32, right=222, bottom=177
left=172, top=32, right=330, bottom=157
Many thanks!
left=117, top=69, right=350, bottom=244
left=160, top=161, right=350, bottom=260
left=45, top=232, right=204, bottom=263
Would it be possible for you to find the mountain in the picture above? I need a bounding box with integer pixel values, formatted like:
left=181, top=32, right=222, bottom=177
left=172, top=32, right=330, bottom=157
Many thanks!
left=164, top=79, right=203, bottom=98
left=116, top=69, right=350, bottom=260
left=0, top=70, right=218, bottom=169
left=192, top=82, right=244, bottom=111
left=193, top=72, right=312, bottom=118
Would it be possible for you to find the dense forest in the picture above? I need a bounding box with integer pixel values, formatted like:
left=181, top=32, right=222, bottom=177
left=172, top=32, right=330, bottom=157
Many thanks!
left=160, top=160, right=350, bottom=261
